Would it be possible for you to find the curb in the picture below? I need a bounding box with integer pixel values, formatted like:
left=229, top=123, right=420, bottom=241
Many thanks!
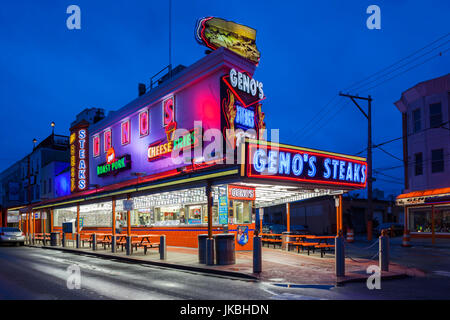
left=336, top=272, right=410, bottom=285
left=28, top=245, right=258, bottom=281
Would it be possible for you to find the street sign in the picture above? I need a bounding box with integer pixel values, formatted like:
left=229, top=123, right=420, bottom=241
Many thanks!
left=123, top=200, right=134, bottom=211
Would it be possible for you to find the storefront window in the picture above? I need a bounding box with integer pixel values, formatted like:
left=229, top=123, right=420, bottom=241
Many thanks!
left=409, top=206, right=450, bottom=233
left=53, top=201, right=113, bottom=228
left=231, top=200, right=252, bottom=224
left=434, top=206, right=450, bottom=233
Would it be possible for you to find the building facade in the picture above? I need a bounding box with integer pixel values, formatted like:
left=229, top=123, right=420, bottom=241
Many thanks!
left=395, top=73, right=450, bottom=239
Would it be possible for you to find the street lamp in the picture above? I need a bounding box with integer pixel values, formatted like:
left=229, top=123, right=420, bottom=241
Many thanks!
left=33, top=138, right=37, bottom=149
left=51, top=122, right=55, bottom=135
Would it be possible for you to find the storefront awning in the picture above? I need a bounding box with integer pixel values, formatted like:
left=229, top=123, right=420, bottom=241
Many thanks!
left=396, top=187, right=450, bottom=206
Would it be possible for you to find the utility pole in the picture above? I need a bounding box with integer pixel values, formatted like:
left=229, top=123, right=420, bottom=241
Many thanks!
left=339, top=92, right=374, bottom=241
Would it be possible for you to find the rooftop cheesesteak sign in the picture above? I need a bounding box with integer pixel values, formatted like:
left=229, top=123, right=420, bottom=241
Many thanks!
left=247, top=142, right=367, bottom=188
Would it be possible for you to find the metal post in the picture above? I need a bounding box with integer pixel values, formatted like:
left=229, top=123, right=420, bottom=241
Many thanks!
left=92, top=233, right=97, bottom=251
left=126, top=236, right=132, bottom=255
left=112, top=197, right=116, bottom=253
left=379, top=230, right=390, bottom=271
left=286, top=203, right=290, bottom=232
left=335, top=230, right=345, bottom=277
left=62, top=232, right=66, bottom=247
left=159, top=235, right=166, bottom=260
left=253, top=236, right=262, bottom=273
left=206, top=181, right=214, bottom=265
left=76, top=204, right=80, bottom=248
left=432, top=205, right=436, bottom=245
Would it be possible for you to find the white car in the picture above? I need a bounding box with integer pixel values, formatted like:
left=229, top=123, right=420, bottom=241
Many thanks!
left=0, top=227, right=26, bottom=246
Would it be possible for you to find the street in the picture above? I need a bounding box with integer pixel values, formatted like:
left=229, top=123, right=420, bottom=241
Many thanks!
left=0, top=246, right=449, bottom=300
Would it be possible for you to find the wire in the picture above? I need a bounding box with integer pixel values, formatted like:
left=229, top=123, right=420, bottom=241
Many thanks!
left=377, top=146, right=403, bottom=162
left=342, top=32, right=450, bottom=91
left=350, top=40, right=450, bottom=93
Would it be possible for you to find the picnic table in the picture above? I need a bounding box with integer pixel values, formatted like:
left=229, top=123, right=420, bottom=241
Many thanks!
left=34, top=233, right=50, bottom=244
left=287, top=235, right=336, bottom=257
left=116, top=234, right=161, bottom=254
left=260, top=233, right=283, bottom=248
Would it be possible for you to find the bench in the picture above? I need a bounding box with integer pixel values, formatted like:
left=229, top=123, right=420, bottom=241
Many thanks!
left=132, top=240, right=160, bottom=255
left=315, top=244, right=335, bottom=257
left=292, top=242, right=320, bottom=255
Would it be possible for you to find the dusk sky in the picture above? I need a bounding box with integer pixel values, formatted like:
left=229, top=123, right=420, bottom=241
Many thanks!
left=1, top=0, right=449, bottom=196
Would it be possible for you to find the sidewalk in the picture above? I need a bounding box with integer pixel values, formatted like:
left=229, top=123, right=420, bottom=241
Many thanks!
left=30, top=241, right=424, bottom=285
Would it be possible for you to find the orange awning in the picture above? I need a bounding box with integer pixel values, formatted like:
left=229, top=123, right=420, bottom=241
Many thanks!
left=397, top=187, right=450, bottom=200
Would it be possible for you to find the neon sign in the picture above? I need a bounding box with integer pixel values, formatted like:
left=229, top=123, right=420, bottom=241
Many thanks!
left=229, top=68, right=263, bottom=99
left=247, top=142, right=367, bottom=188
left=97, top=151, right=131, bottom=177
left=148, top=129, right=200, bottom=161
left=70, top=123, right=89, bottom=193
left=228, top=185, right=256, bottom=201
left=235, top=104, right=255, bottom=129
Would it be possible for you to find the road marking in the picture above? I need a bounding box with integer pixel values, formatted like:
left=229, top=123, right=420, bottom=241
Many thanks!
left=433, top=271, right=450, bottom=277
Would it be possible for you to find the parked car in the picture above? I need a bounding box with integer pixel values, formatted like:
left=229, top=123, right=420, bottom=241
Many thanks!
left=0, top=227, right=25, bottom=246
left=374, top=223, right=404, bottom=237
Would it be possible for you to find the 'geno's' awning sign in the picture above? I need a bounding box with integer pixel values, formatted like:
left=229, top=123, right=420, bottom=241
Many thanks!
left=247, top=142, right=367, bottom=188
left=97, top=154, right=131, bottom=177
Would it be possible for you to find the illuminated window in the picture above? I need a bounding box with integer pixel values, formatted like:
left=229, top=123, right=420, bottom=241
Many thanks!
left=163, top=96, right=175, bottom=127
left=139, top=110, right=149, bottom=137
left=93, top=135, right=100, bottom=157
left=104, top=129, right=111, bottom=152
left=121, top=120, right=130, bottom=145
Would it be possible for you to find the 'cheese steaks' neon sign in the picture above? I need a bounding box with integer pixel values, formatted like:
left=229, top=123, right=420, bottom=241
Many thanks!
left=247, top=143, right=367, bottom=188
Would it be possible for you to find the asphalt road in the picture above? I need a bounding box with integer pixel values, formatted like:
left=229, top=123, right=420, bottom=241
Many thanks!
left=0, top=246, right=449, bottom=300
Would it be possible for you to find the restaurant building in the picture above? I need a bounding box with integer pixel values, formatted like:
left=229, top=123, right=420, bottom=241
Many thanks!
left=14, top=18, right=368, bottom=252
left=394, top=73, right=450, bottom=241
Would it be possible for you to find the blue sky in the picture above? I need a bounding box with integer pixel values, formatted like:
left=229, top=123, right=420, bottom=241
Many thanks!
left=0, top=0, right=449, bottom=196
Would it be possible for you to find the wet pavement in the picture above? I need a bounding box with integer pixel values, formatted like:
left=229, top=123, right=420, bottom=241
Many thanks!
left=0, top=246, right=449, bottom=300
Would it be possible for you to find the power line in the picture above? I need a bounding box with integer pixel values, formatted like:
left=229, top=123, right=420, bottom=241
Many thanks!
left=349, top=40, right=450, bottom=93
left=377, top=146, right=403, bottom=162
left=342, top=32, right=450, bottom=91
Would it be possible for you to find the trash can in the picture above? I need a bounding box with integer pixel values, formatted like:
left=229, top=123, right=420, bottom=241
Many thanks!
left=50, top=232, right=60, bottom=246
left=214, top=233, right=235, bottom=265
left=198, top=234, right=209, bottom=264
left=282, top=231, right=295, bottom=251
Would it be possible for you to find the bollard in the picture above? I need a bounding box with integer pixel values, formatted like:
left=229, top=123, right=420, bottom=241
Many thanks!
left=62, top=233, right=66, bottom=247
left=92, top=233, right=97, bottom=251
left=206, top=238, right=215, bottom=265
left=126, top=236, right=132, bottom=256
left=379, top=230, right=390, bottom=272
left=253, top=236, right=262, bottom=273
left=159, top=235, right=166, bottom=260
left=76, top=233, right=81, bottom=249
left=335, top=231, right=345, bottom=277
left=111, top=235, right=117, bottom=253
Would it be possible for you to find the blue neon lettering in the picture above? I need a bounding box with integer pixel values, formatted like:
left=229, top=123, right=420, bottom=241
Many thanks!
left=332, top=160, right=339, bottom=179
left=268, top=151, right=278, bottom=174
left=353, top=163, right=361, bottom=182
left=361, top=165, right=366, bottom=183
left=253, top=149, right=267, bottom=173
left=292, top=154, right=303, bottom=176
left=346, top=163, right=353, bottom=181
left=323, top=158, right=331, bottom=179
left=308, top=156, right=316, bottom=177
left=339, top=161, right=346, bottom=180
left=278, top=152, right=291, bottom=175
